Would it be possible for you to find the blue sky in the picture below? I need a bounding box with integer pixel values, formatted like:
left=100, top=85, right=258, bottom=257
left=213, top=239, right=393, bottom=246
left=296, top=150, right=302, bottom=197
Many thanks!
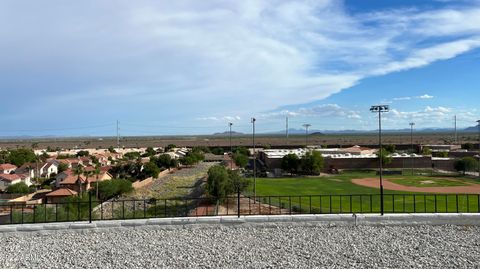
left=0, top=0, right=479, bottom=136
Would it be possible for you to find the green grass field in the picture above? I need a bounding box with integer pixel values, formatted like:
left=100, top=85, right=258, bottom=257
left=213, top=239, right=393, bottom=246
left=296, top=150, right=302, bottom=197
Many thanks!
left=244, top=171, right=480, bottom=214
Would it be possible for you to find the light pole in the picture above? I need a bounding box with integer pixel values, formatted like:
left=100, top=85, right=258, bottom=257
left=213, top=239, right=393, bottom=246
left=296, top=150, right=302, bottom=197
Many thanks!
left=477, top=120, right=480, bottom=177
left=251, top=117, right=256, bottom=203
left=370, top=105, right=389, bottom=216
left=410, top=122, right=415, bottom=176
left=302, top=123, right=311, bottom=147
left=229, top=122, right=233, bottom=170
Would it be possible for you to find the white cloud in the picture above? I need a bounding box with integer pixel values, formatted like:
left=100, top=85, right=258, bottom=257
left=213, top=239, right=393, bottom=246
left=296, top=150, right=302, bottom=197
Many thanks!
left=261, top=104, right=361, bottom=120
left=197, top=116, right=241, bottom=122
left=418, top=94, right=434, bottom=99
left=392, top=94, right=434, bottom=101
left=0, top=0, right=479, bottom=128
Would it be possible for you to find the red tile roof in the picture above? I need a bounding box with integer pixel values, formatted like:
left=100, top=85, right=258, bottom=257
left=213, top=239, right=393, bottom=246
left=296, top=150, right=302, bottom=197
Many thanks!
left=0, top=163, right=17, bottom=170
left=60, top=174, right=87, bottom=185
left=46, top=188, right=78, bottom=197
left=0, top=174, right=21, bottom=182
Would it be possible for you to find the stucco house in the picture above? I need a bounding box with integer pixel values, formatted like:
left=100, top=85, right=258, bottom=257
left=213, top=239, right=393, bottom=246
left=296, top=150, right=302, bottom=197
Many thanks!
left=45, top=188, right=78, bottom=203
left=0, top=163, right=17, bottom=174
left=0, top=174, right=22, bottom=191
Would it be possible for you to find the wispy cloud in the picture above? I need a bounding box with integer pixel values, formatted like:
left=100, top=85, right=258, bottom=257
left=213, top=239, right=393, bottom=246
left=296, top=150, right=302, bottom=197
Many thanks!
left=0, top=0, right=479, bottom=132
left=392, top=94, right=434, bottom=101
left=261, top=104, right=361, bottom=120
left=197, top=116, right=241, bottom=122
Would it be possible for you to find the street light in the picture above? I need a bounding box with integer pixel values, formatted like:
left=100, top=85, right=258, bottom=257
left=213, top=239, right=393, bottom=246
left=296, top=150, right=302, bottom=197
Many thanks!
left=229, top=122, right=233, bottom=170
left=302, top=123, right=311, bottom=147
left=477, top=120, right=480, bottom=178
left=410, top=122, right=415, bottom=176
left=251, top=117, right=256, bottom=203
left=370, top=105, right=389, bottom=216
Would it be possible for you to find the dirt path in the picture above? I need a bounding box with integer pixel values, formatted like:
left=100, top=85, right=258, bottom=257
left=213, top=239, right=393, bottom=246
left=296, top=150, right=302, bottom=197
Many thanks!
left=352, top=178, right=480, bottom=194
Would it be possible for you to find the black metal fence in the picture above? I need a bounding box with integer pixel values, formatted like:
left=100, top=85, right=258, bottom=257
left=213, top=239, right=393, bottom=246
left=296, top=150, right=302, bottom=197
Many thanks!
left=1, top=193, right=479, bottom=225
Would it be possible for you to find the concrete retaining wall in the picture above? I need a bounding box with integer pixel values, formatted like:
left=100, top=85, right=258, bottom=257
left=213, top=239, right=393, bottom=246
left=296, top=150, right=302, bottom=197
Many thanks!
left=1, top=214, right=480, bottom=234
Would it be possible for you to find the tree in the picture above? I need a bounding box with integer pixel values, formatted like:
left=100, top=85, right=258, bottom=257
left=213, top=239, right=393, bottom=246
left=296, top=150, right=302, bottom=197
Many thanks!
left=165, top=144, right=177, bottom=152
left=233, top=147, right=250, bottom=156
left=142, top=147, right=156, bottom=157
left=94, top=164, right=101, bottom=199
left=378, top=148, right=393, bottom=166
left=180, top=149, right=205, bottom=167
left=422, top=147, right=432, bottom=156
left=143, top=162, right=161, bottom=178
left=454, top=157, right=477, bottom=175
left=156, top=154, right=172, bottom=169
left=281, top=154, right=300, bottom=175
left=210, top=147, right=225, bottom=155
left=108, top=146, right=117, bottom=153
left=206, top=165, right=230, bottom=199
left=437, top=152, right=449, bottom=158
left=93, top=179, right=133, bottom=201
left=232, top=152, right=249, bottom=168
left=40, top=152, right=50, bottom=162
left=73, top=166, right=84, bottom=194
left=462, top=143, right=475, bottom=151
left=384, top=145, right=396, bottom=154
left=76, top=150, right=90, bottom=157
left=123, top=152, right=141, bottom=160
left=300, top=151, right=324, bottom=175
left=58, top=163, right=69, bottom=173
left=5, top=182, right=30, bottom=194
left=6, top=149, right=38, bottom=166
left=227, top=169, right=249, bottom=194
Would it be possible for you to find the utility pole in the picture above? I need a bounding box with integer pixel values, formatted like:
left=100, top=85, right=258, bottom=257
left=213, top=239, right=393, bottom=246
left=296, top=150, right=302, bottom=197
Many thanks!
left=229, top=122, right=233, bottom=170
left=286, top=116, right=289, bottom=146
left=454, top=115, right=458, bottom=144
left=477, top=120, right=480, bottom=178
left=302, top=124, right=311, bottom=147
left=251, top=117, right=256, bottom=203
left=410, top=122, right=415, bottom=176
left=116, top=120, right=120, bottom=151
left=370, top=105, right=389, bottom=216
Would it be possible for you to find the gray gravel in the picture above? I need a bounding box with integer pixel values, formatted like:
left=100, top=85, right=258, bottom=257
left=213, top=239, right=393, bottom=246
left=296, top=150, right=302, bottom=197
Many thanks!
left=1, top=224, right=480, bottom=268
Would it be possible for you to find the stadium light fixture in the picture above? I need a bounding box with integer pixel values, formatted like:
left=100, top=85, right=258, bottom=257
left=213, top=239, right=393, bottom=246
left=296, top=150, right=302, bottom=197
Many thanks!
left=370, top=105, right=389, bottom=216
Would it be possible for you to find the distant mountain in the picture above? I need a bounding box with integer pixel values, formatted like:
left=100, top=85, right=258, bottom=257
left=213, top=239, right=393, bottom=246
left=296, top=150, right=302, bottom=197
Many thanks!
left=212, top=131, right=245, bottom=136
left=264, top=127, right=465, bottom=135
left=464, top=126, right=479, bottom=132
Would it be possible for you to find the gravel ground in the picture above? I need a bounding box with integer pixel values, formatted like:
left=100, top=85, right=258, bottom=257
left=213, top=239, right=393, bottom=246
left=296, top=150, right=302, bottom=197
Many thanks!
left=1, top=224, right=480, bottom=268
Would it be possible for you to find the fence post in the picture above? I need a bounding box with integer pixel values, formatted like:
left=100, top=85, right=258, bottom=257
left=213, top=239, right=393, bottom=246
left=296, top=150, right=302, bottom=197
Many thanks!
left=237, top=189, right=240, bottom=218
left=89, top=192, right=92, bottom=223
left=456, top=194, right=459, bottom=213
left=10, top=204, right=13, bottom=224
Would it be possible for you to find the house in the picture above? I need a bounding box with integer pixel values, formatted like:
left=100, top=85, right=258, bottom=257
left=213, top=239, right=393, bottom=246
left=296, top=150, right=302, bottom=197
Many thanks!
left=15, top=163, right=36, bottom=179
left=16, top=173, right=32, bottom=187
left=92, top=153, right=111, bottom=166
left=45, top=188, right=78, bottom=203
left=66, top=158, right=84, bottom=169
left=0, top=174, right=22, bottom=191
left=0, top=164, right=17, bottom=174
left=79, top=157, right=92, bottom=166
left=86, top=171, right=113, bottom=184
left=42, top=162, right=59, bottom=178
left=58, top=173, right=89, bottom=194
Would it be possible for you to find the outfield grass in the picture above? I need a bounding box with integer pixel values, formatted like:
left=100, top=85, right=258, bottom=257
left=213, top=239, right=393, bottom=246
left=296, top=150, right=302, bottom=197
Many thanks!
left=244, top=171, right=480, bottom=214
